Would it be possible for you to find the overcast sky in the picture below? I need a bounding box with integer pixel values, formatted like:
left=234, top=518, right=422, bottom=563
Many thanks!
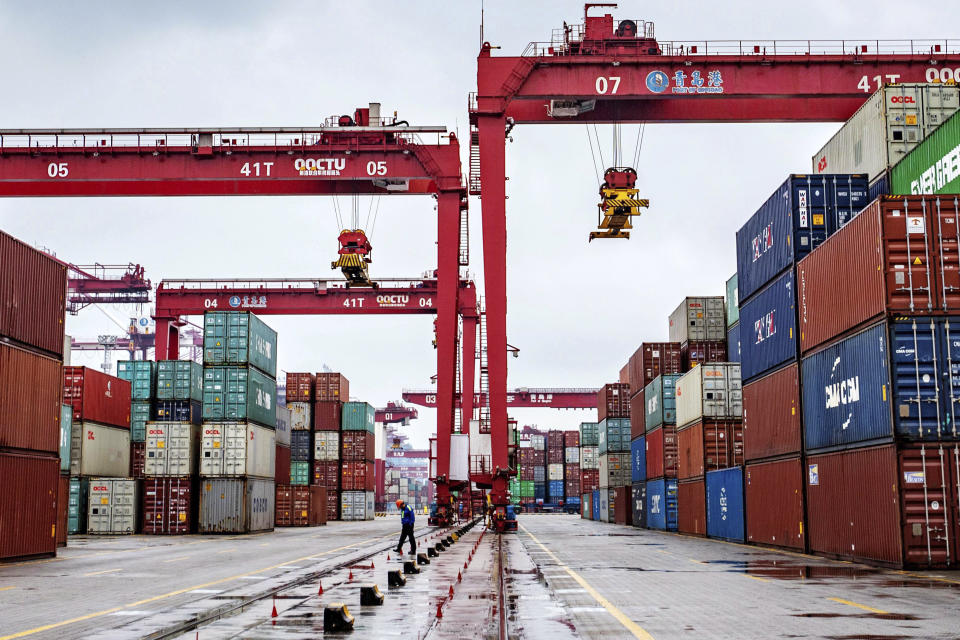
left=1, top=1, right=954, bottom=447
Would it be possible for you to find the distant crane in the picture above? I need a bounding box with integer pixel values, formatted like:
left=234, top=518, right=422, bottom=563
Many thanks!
left=64, top=262, right=152, bottom=314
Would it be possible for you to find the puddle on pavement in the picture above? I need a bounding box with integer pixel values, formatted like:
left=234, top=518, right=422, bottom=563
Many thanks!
left=793, top=612, right=921, bottom=621
left=824, top=636, right=913, bottom=640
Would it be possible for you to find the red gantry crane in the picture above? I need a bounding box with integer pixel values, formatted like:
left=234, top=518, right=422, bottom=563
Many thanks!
left=471, top=3, right=960, bottom=529
left=0, top=104, right=470, bottom=526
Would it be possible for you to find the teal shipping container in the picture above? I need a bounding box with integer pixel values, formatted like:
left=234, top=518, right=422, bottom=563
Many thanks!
left=117, top=360, right=156, bottom=401
left=203, top=311, right=278, bottom=378
left=726, top=273, right=739, bottom=328
left=342, top=402, right=375, bottom=433
left=131, top=401, right=152, bottom=442
left=290, top=461, right=311, bottom=485
left=157, top=360, right=203, bottom=401
left=59, top=404, right=72, bottom=473
left=598, top=418, right=630, bottom=454
left=890, top=108, right=960, bottom=195
left=644, top=374, right=680, bottom=432
left=202, top=366, right=277, bottom=427
left=68, top=477, right=89, bottom=534
left=579, top=422, right=599, bottom=447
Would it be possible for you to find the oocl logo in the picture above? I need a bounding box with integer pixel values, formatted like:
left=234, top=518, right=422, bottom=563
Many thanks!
left=645, top=70, right=669, bottom=94
left=891, top=95, right=916, bottom=104
left=229, top=295, right=241, bottom=308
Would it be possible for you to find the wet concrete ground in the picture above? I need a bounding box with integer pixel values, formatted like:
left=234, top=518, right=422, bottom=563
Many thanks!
left=517, top=514, right=960, bottom=640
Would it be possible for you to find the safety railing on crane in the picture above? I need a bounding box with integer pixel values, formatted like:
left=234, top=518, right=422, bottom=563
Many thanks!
left=158, top=277, right=440, bottom=291
left=522, top=38, right=960, bottom=59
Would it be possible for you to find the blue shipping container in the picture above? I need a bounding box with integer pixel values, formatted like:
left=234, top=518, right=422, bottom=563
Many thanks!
left=566, top=496, right=581, bottom=506
left=736, top=174, right=870, bottom=304
left=740, top=269, right=798, bottom=382
left=548, top=480, right=565, bottom=500
left=631, top=436, right=646, bottom=483
left=646, top=478, right=678, bottom=531
left=727, top=322, right=741, bottom=364
left=592, top=490, right=600, bottom=520
left=534, top=483, right=546, bottom=501
left=705, top=467, right=745, bottom=542
left=632, top=482, right=646, bottom=528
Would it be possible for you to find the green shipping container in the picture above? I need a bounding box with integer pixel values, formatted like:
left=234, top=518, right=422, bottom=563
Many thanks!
left=117, top=360, right=156, bottom=400
left=131, top=401, right=152, bottom=442
left=520, top=480, right=535, bottom=498
left=68, top=478, right=89, bottom=534
left=202, top=366, right=277, bottom=427
left=290, top=461, right=311, bottom=485
left=342, top=402, right=375, bottom=433
left=59, top=404, right=72, bottom=473
left=891, top=108, right=960, bottom=195
left=157, top=360, right=203, bottom=401
left=726, top=273, right=739, bottom=328
left=579, top=422, right=599, bottom=447
left=203, top=311, right=278, bottom=377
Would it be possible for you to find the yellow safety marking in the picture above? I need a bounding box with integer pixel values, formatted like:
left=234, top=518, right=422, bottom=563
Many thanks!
left=0, top=586, right=15, bottom=592
left=162, top=555, right=192, bottom=564
left=520, top=524, right=655, bottom=640
left=828, top=597, right=888, bottom=614
left=745, top=575, right=771, bottom=583
left=259, top=543, right=270, bottom=547
left=655, top=549, right=672, bottom=556
left=688, top=559, right=707, bottom=565
left=215, top=548, right=237, bottom=554
left=83, top=568, right=122, bottom=577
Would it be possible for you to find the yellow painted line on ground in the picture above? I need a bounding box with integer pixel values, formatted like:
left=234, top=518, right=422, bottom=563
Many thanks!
left=259, top=543, right=270, bottom=547
left=0, top=586, right=15, bottom=592
left=0, top=557, right=63, bottom=569
left=83, top=568, right=121, bottom=577
left=828, top=597, right=888, bottom=614
left=655, top=549, right=672, bottom=556
left=745, top=575, right=771, bottom=583
left=162, top=555, right=192, bottom=564
left=688, top=559, right=707, bottom=565
left=215, top=548, right=237, bottom=554
left=520, top=524, right=655, bottom=640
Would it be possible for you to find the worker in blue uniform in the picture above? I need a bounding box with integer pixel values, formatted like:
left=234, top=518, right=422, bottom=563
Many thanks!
left=394, top=499, right=416, bottom=556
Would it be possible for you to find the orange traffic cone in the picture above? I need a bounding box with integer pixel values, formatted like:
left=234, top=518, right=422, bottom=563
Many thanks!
left=449, top=584, right=455, bottom=597
left=318, top=581, right=324, bottom=595
left=457, top=571, right=462, bottom=583
left=371, top=562, right=375, bottom=569
left=348, top=570, right=354, bottom=581
left=436, top=601, right=444, bottom=618
left=271, top=596, right=278, bottom=618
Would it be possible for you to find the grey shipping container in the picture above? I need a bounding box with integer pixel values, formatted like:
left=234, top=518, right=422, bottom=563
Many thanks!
left=200, top=422, right=276, bottom=478
left=599, top=453, right=631, bottom=488
left=70, top=421, right=131, bottom=477
left=340, top=490, right=375, bottom=521
left=156, top=360, right=203, bottom=402
left=675, top=363, right=743, bottom=427
left=275, top=404, right=291, bottom=447
left=726, top=274, right=739, bottom=328
left=144, top=422, right=200, bottom=477
left=87, top=478, right=138, bottom=535
left=598, top=418, right=631, bottom=454
left=599, top=488, right=610, bottom=522
left=199, top=478, right=275, bottom=533
left=579, top=422, right=599, bottom=447
left=202, top=366, right=277, bottom=427
left=668, top=297, right=727, bottom=343
left=203, top=311, right=278, bottom=377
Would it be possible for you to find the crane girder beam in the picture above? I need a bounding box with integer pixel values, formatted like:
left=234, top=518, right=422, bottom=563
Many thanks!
left=402, top=389, right=599, bottom=409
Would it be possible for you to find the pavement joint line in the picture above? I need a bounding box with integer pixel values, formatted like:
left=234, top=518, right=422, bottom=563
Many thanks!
left=828, top=597, right=889, bottom=614
left=83, top=568, right=122, bottom=577
left=0, top=534, right=385, bottom=640
left=519, top=523, right=655, bottom=640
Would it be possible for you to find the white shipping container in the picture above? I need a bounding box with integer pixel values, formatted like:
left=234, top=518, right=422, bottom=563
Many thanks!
left=288, top=402, right=311, bottom=430
left=341, top=490, right=375, bottom=521
left=275, top=405, right=291, bottom=447
left=675, top=363, right=743, bottom=427
left=87, top=478, right=137, bottom=534
left=199, top=478, right=274, bottom=533
left=144, top=422, right=200, bottom=477
left=200, top=422, right=276, bottom=478
left=375, top=422, right=385, bottom=460
left=430, top=459, right=437, bottom=479
left=599, top=488, right=610, bottom=522
left=547, top=463, right=564, bottom=481
left=314, top=431, right=340, bottom=462
left=813, top=83, right=960, bottom=181
left=580, top=445, right=599, bottom=470
left=668, top=297, right=727, bottom=343
left=70, top=421, right=131, bottom=477
left=599, top=453, right=630, bottom=488
left=449, top=434, right=470, bottom=482
left=530, top=435, right=546, bottom=450
left=470, top=419, right=492, bottom=458
left=565, top=447, right=580, bottom=464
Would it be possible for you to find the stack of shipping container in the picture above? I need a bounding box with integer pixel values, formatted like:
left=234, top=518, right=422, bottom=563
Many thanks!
left=579, top=422, right=599, bottom=519
left=0, top=231, right=68, bottom=560
left=597, top=383, right=631, bottom=524
left=314, top=373, right=349, bottom=521
left=340, top=400, right=376, bottom=520
left=200, top=311, right=277, bottom=533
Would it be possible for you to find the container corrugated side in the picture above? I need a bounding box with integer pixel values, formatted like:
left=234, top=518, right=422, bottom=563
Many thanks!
left=0, top=342, right=62, bottom=453
left=315, top=373, right=350, bottom=402
left=200, top=422, right=276, bottom=478
left=341, top=402, right=375, bottom=433
left=68, top=477, right=89, bottom=534
left=630, top=390, right=645, bottom=439
left=706, top=467, right=745, bottom=542
left=668, top=297, right=726, bottom=343
left=646, top=478, right=678, bottom=531
left=891, top=108, right=960, bottom=195
left=898, top=442, right=960, bottom=568
left=745, top=457, right=806, bottom=550
left=644, top=374, right=679, bottom=432
left=740, top=270, right=798, bottom=382
left=202, top=366, right=277, bottom=428
left=285, top=372, right=315, bottom=402
left=142, top=477, right=196, bottom=535
left=59, top=404, right=71, bottom=472
left=631, top=436, right=646, bottom=483
left=87, top=478, right=138, bottom=535
left=627, top=342, right=683, bottom=394
left=62, top=366, right=131, bottom=429
left=199, top=478, right=275, bottom=533
left=645, top=424, right=678, bottom=480
left=156, top=360, right=203, bottom=402
left=727, top=322, right=741, bottom=364
left=70, top=421, right=131, bottom=477
left=0, top=229, right=67, bottom=357
left=144, top=422, right=200, bottom=476
left=675, top=363, right=742, bottom=427
left=116, top=360, right=156, bottom=401
left=677, top=420, right=743, bottom=480
left=0, top=451, right=58, bottom=560
left=743, top=363, right=803, bottom=462
left=288, top=402, right=311, bottom=430
left=631, top=482, right=646, bottom=527
left=726, top=273, right=739, bottom=328
left=275, top=405, right=291, bottom=447
left=203, top=311, right=278, bottom=377
left=678, top=478, right=706, bottom=536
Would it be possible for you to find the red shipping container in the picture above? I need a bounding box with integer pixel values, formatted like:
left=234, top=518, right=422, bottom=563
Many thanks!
left=520, top=448, right=545, bottom=466
left=565, top=478, right=581, bottom=497
left=313, top=400, right=342, bottom=431
left=619, top=363, right=629, bottom=384
left=0, top=342, right=62, bottom=453
left=613, top=486, right=631, bottom=525
left=630, top=390, right=645, bottom=439
left=0, top=451, right=58, bottom=560
left=678, top=478, right=707, bottom=536
left=564, top=430, right=580, bottom=448
left=130, top=442, right=145, bottom=479
left=342, top=430, right=374, bottom=462
left=142, top=478, right=196, bottom=535
left=275, top=445, right=291, bottom=485
left=312, top=460, right=340, bottom=490
left=56, top=474, right=68, bottom=547
left=0, top=229, right=67, bottom=358
left=580, top=469, right=599, bottom=492
left=743, top=363, right=802, bottom=462
left=285, top=372, right=315, bottom=402
left=62, top=366, right=130, bottom=428
left=677, top=420, right=743, bottom=480
left=681, top=340, right=727, bottom=371
left=746, top=456, right=806, bottom=550
left=547, top=430, right=565, bottom=449
left=276, top=485, right=328, bottom=527
left=315, top=373, right=349, bottom=402
left=341, top=461, right=375, bottom=491
left=645, top=424, right=678, bottom=479
left=628, top=342, right=683, bottom=393
left=326, top=491, right=340, bottom=521
left=520, top=465, right=535, bottom=481
left=597, top=383, right=631, bottom=421
left=797, top=196, right=960, bottom=354
left=565, top=463, right=580, bottom=479
left=547, top=448, right=564, bottom=464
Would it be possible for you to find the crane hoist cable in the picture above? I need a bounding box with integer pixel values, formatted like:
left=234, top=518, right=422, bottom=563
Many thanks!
left=585, top=122, right=651, bottom=242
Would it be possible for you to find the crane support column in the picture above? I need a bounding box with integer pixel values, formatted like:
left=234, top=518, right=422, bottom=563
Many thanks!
left=434, top=189, right=461, bottom=522
left=460, top=315, right=477, bottom=429
left=154, top=318, right=180, bottom=360
left=477, top=114, right=510, bottom=514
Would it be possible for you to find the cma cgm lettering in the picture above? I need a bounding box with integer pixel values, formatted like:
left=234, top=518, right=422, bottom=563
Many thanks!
left=824, top=375, right=860, bottom=410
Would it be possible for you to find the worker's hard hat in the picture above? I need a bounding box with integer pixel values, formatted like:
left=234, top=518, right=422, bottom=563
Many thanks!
left=395, top=499, right=404, bottom=508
